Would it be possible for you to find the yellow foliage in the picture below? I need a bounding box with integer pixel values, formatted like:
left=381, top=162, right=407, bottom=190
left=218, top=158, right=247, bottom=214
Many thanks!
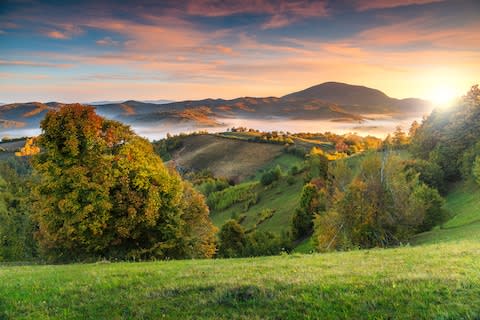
left=15, top=138, right=40, bottom=156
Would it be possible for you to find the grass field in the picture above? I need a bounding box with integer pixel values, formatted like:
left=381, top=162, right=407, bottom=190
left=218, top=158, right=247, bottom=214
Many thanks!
left=1, top=241, right=478, bottom=319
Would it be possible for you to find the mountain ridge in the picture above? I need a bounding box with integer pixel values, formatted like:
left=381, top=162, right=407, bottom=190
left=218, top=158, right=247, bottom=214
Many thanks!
left=0, top=82, right=433, bottom=135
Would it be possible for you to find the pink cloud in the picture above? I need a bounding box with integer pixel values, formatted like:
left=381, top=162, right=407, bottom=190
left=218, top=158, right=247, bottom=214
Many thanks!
left=0, top=59, right=72, bottom=68
left=354, top=0, right=445, bottom=11
left=356, top=19, right=480, bottom=50
left=45, top=30, right=69, bottom=39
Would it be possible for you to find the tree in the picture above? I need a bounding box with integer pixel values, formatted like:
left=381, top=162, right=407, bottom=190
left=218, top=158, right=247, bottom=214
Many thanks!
left=404, top=159, right=446, bottom=194
left=314, top=154, right=444, bottom=251
left=291, top=183, right=325, bottom=239
left=0, top=160, right=36, bottom=262
left=218, top=219, right=246, bottom=258
left=32, top=105, right=216, bottom=261
left=392, top=126, right=408, bottom=147
left=408, top=120, right=420, bottom=138
left=180, top=181, right=217, bottom=258
left=474, top=156, right=480, bottom=186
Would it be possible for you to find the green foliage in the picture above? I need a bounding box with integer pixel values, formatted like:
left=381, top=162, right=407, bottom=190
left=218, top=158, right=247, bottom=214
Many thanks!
left=260, top=165, right=282, bottom=186
left=218, top=219, right=246, bottom=258
left=218, top=219, right=290, bottom=258
left=207, top=182, right=258, bottom=211
left=152, top=133, right=185, bottom=161
left=404, top=159, right=446, bottom=194
left=305, top=149, right=328, bottom=180
left=196, top=177, right=230, bottom=197
left=314, top=154, right=447, bottom=251
left=474, top=156, right=480, bottom=186
left=291, top=183, right=325, bottom=239
left=414, top=184, right=448, bottom=232
left=243, top=230, right=290, bottom=257
left=460, top=141, right=480, bottom=180
left=0, top=159, right=36, bottom=262
left=410, top=85, right=480, bottom=181
left=32, top=105, right=216, bottom=262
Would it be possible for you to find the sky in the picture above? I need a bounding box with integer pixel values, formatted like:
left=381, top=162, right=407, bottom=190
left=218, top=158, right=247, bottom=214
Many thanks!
left=0, top=0, right=479, bottom=103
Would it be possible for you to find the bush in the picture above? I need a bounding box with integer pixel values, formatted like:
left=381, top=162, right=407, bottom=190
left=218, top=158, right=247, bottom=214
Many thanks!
left=218, top=220, right=246, bottom=258
left=207, top=182, right=258, bottom=211
left=260, top=165, right=282, bottom=186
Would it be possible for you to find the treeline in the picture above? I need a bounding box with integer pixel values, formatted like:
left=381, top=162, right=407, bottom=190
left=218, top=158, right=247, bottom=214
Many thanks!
left=410, top=85, right=480, bottom=183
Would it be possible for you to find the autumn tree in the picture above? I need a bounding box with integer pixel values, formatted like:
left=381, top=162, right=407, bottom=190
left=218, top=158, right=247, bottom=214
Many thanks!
left=392, top=126, right=409, bottom=147
left=180, top=181, right=218, bottom=258
left=32, top=105, right=216, bottom=262
left=314, top=154, right=445, bottom=251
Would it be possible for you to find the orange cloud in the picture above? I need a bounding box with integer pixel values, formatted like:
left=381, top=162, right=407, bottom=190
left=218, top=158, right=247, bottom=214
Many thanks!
left=357, top=19, right=480, bottom=50
left=45, top=30, right=69, bottom=39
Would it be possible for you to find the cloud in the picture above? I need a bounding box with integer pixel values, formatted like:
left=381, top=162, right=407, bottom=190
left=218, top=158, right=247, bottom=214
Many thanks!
left=96, top=36, right=119, bottom=46
left=0, top=59, right=72, bottom=68
left=45, top=30, right=69, bottom=39
left=356, top=18, right=480, bottom=50
left=353, top=0, right=445, bottom=11
left=187, top=0, right=328, bottom=28
left=42, top=23, right=83, bottom=39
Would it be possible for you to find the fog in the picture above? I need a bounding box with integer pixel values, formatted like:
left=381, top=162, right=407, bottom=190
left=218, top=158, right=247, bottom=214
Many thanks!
left=134, top=116, right=421, bottom=141
left=2, top=116, right=421, bottom=141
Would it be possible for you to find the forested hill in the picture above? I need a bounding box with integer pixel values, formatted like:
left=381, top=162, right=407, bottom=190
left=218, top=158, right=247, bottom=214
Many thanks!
left=410, top=85, right=480, bottom=183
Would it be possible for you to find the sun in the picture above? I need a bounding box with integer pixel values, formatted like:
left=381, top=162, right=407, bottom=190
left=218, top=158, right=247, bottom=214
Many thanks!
left=427, top=86, right=458, bottom=106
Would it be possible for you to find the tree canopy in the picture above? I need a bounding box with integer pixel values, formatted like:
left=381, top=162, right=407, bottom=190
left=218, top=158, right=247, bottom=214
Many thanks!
left=32, top=105, right=216, bottom=262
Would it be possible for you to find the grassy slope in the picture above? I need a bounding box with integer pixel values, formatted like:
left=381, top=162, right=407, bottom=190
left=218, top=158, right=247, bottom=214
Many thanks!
left=1, top=241, right=479, bottom=319
left=211, top=175, right=304, bottom=233
left=413, top=179, right=480, bottom=244
left=171, top=134, right=284, bottom=182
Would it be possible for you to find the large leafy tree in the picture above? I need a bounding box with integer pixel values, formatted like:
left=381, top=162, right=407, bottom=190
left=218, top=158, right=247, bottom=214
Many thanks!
left=33, top=105, right=216, bottom=261
left=314, top=153, right=445, bottom=251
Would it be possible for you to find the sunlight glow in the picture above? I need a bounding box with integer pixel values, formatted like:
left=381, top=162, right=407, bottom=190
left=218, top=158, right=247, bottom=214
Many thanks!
left=427, top=86, right=458, bottom=107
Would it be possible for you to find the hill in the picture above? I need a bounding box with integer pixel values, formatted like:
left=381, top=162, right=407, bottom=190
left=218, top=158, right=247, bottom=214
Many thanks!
left=1, top=82, right=432, bottom=137
left=283, top=82, right=431, bottom=114
left=1, top=171, right=479, bottom=319
left=169, top=134, right=286, bottom=182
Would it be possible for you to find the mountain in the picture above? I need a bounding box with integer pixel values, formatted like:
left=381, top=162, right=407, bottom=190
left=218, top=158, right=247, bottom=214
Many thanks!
left=283, top=82, right=432, bottom=114
left=87, top=99, right=173, bottom=105
left=0, top=82, right=433, bottom=136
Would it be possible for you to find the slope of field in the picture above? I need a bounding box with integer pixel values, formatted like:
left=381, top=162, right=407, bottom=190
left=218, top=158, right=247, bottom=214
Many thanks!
left=413, top=180, right=480, bottom=244
left=1, top=241, right=478, bottom=319
left=210, top=173, right=304, bottom=233
left=171, top=134, right=285, bottom=182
